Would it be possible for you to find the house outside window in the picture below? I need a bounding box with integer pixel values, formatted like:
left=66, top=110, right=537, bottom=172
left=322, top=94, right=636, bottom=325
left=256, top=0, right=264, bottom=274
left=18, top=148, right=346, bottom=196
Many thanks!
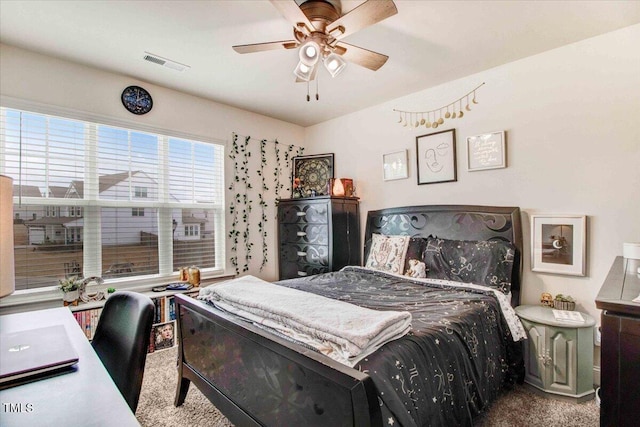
left=1, top=107, right=225, bottom=291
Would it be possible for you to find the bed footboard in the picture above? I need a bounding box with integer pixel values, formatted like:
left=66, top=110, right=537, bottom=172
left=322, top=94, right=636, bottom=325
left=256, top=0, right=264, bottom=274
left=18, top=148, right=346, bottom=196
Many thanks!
left=173, top=294, right=382, bottom=427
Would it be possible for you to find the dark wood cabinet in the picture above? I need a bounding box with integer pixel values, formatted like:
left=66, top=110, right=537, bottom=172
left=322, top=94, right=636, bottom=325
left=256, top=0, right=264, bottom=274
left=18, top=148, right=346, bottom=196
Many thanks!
left=277, top=197, right=360, bottom=280
left=595, top=256, right=640, bottom=427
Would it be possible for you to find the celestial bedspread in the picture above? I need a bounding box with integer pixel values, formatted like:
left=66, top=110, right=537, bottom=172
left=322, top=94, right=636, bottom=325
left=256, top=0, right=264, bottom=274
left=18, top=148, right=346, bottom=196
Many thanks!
left=276, top=267, right=524, bottom=427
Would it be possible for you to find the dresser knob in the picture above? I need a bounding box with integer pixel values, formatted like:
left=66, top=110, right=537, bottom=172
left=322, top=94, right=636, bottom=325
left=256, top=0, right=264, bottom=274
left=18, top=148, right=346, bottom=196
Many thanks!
left=296, top=231, right=307, bottom=237
left=297, top=271, right=308, bottom=277
left=296, top=211, right=306, bottom=217
left=297, top=251, right=307, bottom=257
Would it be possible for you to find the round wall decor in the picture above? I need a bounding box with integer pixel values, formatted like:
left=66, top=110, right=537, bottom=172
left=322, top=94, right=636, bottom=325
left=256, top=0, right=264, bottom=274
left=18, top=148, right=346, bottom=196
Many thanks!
left=121, top=85, right=153, bottom=115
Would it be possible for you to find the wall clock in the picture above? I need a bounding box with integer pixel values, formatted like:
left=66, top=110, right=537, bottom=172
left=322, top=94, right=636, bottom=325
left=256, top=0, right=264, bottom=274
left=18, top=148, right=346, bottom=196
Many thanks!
left=121, top=85, right=153, bottom=115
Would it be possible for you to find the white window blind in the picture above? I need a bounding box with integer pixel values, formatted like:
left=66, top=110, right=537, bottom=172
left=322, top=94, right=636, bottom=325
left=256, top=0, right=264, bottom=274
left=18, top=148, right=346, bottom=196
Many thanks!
left=0, top=107, right=225, bottom=291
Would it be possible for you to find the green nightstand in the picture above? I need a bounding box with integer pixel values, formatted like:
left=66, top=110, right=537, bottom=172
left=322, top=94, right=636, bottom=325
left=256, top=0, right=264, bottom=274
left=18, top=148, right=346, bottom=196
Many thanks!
left=515, top=305, right=596, bottom=402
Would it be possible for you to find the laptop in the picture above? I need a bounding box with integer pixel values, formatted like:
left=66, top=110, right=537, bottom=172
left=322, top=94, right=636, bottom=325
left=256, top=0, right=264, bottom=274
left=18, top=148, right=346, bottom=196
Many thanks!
left=0, top=325, right=79, bottom=386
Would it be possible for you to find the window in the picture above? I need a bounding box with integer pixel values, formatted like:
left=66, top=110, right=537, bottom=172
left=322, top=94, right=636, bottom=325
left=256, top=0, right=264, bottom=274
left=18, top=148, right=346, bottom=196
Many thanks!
left=134, top=186, right=148, bottom=198
left=184, top=224, right=200, bottom=237
left=0, top=107, right=225, bottom=291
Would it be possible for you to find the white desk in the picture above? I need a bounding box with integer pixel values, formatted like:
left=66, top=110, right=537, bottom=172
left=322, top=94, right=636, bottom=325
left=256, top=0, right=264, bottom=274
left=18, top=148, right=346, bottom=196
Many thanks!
left=0, top=307, right=140, bottom=426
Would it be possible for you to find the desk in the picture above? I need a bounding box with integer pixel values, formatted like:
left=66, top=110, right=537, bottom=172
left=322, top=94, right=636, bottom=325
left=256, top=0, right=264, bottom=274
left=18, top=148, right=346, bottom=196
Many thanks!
left=0, top=307, right=139, bottom=426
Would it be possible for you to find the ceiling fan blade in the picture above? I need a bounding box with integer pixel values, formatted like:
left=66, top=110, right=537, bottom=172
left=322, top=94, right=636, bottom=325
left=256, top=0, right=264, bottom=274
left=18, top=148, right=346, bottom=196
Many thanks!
left=336, top=42, right=389, bottom=71
left=233, top=40, right=298, bottom=54
left=270, top=0, right=316, bottom=33
left=326, top=0, right=397, bottom=41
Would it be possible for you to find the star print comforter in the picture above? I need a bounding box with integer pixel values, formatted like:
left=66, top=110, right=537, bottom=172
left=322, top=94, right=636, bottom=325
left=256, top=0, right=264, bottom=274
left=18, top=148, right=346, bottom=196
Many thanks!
left=276, top=266, right=525, bottom=427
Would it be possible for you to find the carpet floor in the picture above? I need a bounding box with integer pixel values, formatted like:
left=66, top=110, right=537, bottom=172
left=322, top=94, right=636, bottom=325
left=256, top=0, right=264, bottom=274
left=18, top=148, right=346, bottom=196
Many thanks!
left=136, top=346, right=599, bottom=427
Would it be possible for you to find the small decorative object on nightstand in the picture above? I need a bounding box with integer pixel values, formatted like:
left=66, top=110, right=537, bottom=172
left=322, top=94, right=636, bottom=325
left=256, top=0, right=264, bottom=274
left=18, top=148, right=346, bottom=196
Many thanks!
left=515, top=305, right=595, bottom=403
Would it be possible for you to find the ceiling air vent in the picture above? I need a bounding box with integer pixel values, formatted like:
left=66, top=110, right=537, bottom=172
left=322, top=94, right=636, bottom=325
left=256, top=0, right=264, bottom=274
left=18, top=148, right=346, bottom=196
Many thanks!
left=143, top=52, right=190, bottom=72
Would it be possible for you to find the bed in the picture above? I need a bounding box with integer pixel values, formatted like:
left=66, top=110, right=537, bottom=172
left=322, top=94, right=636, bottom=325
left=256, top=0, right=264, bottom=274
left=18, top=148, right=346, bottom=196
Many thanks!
left=173, top=204, right=525, bottom=426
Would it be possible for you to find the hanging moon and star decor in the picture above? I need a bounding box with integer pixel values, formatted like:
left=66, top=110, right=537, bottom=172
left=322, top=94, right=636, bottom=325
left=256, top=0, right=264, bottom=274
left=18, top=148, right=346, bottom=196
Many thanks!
left=393, top=82, right=485, bottom=129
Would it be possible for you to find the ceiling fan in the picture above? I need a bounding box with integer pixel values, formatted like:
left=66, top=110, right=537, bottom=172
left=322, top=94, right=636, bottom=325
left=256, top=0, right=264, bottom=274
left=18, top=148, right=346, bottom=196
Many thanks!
left=233, top=0, right=398, bottom=86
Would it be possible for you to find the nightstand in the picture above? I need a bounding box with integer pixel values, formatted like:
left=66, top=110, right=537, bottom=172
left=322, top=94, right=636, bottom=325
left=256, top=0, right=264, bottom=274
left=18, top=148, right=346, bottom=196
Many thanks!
left=515, top=305, right=595, bottom=402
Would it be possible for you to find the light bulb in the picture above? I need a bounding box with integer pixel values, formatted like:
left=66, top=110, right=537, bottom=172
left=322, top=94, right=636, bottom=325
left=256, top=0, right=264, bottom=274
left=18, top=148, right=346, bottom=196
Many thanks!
left=305, top=45, right=317, bottom=58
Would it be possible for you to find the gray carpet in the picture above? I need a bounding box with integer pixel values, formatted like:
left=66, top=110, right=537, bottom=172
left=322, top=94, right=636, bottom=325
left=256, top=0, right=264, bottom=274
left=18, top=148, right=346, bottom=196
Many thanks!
left=137, top=347, right=599, bottom=427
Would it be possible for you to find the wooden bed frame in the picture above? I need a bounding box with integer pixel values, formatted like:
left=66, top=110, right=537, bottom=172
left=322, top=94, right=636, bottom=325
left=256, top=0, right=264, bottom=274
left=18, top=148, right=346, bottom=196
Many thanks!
left=173, top=204, right=523, bottom=426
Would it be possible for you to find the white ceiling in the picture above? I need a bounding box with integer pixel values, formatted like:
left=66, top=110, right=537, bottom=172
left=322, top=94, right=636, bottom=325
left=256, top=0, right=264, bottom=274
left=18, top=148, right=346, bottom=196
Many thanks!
left=1, top=1, right=639, bottom=127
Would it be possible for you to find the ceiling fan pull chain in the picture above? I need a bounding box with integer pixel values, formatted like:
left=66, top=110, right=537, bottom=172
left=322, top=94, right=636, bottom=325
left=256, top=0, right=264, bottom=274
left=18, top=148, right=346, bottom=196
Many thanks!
left=316, top=74, right=319, bottom=101
left=307, top=81, right=310, bottom=102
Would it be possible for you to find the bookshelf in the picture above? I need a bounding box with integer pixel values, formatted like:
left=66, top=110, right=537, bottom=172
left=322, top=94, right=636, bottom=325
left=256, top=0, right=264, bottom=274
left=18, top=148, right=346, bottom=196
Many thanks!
left=69, top=287, right=200, bottom=353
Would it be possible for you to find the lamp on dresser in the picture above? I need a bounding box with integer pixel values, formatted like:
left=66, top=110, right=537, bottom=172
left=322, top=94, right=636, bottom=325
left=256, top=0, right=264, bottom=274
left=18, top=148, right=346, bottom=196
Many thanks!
left=0, top=175, right=16, bottom=298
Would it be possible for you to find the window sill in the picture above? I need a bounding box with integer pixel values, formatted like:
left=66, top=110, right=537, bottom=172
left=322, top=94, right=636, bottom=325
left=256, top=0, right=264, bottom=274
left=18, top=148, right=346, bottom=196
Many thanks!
left=0, top=272, right=235, bottom=315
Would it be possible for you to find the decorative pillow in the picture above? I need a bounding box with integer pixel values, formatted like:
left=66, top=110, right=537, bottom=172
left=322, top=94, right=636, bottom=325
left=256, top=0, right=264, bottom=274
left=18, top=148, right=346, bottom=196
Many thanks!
left=403, top=237, right=428, bottom=273
left=365, top=234, right=410, bottom=275
left=423, top=237, right=516, bottom=294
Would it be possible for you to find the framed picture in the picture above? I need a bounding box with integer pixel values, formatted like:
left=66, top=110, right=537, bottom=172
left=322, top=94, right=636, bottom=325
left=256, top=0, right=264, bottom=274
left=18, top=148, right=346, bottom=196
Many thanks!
left=152, top=320, right=176, bottom=351
left=416, top=129, right=457, bottom=185
left=466, top=130, right=506, bottom=171
left=383, top=149, right=409, bottom=181
left=531, top=214, right=587, bottom=276
left=292, top=153, right=334, bottom=197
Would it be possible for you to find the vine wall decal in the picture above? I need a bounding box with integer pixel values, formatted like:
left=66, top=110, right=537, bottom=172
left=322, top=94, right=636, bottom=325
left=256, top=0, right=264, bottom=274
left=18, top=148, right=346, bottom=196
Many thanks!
left=228, top=133, right=302, bottom=276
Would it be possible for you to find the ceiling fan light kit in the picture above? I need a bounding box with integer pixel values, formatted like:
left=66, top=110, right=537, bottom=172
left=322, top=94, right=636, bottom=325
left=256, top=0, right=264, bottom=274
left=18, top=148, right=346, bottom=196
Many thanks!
left=232, top=0, right=398, bottom=101
left=294, top=61, right=315, bottom=81
left=299, top=40, right=321, bottom=65
left=324, top=52, right=347, bottom=77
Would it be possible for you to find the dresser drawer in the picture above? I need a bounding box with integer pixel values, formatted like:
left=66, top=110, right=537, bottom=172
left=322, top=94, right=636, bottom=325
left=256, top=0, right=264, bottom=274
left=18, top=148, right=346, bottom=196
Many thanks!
left=279, top=223, right=329, bottom=245
left=279, top=261, right=330, bottom=280
left=278, top=202, right=328, bottom=224
left=280, top=243, right=329, bottom=266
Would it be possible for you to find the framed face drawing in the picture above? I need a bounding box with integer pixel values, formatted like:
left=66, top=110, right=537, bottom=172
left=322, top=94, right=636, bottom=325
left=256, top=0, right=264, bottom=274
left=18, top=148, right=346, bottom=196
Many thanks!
left=416, top=129, right=457, bottom=185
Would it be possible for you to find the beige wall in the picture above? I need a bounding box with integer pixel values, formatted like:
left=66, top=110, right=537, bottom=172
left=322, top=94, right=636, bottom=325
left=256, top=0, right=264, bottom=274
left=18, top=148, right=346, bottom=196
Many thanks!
left=304, top=24, right=640, bottom=326
left=2, top=26, right=639, bottom=373
left=0, top=43, right=305, bottom=281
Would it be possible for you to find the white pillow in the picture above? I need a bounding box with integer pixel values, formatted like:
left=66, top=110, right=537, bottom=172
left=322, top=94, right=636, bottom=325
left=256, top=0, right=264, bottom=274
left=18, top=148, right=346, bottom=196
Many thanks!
left=365, top=234, right=410, bottom=275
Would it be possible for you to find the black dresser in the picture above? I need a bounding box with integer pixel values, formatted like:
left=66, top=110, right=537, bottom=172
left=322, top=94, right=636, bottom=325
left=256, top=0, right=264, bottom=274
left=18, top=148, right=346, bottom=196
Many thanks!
left=277, top=197, right=360, bottom=280
left=595, top=256, right=640, bottom=427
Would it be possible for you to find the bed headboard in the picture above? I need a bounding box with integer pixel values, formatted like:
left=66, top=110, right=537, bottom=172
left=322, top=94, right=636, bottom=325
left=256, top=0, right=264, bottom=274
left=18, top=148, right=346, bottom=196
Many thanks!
left=363, top=205, right=523, bottom=307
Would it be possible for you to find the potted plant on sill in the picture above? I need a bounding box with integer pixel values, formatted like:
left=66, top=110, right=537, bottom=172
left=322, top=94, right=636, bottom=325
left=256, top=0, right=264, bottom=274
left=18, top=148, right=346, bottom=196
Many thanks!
left=106, top=287, right=116, bottom=299
left=59, top=276, right=82, bottom=306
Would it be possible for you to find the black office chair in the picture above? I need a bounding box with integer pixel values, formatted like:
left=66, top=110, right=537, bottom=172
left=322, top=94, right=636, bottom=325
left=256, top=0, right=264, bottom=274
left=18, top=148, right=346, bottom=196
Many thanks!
left=92, top=291, right=154, bottom=412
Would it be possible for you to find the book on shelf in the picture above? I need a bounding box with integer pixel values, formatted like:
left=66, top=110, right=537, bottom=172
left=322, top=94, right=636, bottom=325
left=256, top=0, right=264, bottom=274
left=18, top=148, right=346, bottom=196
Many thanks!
left=72, top=307, right=103, bottom=340
left=552, top=309, right=585, bottom=323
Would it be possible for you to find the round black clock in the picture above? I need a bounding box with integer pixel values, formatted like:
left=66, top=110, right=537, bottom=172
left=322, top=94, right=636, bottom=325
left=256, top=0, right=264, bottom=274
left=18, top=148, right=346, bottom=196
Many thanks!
left=121, top=85, right=153, bottom=115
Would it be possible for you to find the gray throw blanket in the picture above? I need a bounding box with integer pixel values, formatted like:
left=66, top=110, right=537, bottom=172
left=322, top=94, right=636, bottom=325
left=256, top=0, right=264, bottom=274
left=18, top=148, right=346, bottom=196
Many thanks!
left=198, top=275, right=412, bottom=366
